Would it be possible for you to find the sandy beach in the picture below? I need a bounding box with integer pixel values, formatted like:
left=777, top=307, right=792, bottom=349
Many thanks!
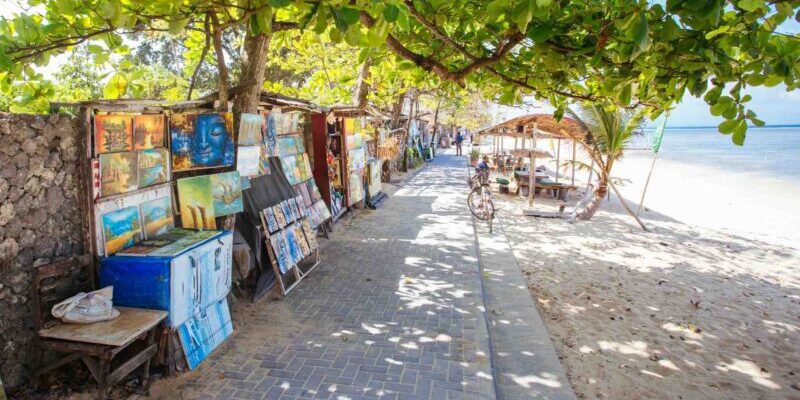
left=493, top=155, right=800, bottom=399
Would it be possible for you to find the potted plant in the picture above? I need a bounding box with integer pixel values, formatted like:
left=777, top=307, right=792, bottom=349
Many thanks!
left=469, top=148, right=481, bottom=167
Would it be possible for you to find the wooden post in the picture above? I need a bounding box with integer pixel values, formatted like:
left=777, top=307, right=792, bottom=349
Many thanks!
left=528, top=122, right=537, bottom=206
left=571, top=139, right=576, bottom=186
left=555, top=138, right=561, bottom=183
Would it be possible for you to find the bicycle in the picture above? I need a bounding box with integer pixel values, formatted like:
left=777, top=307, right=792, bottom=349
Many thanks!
left=468, top=169, right=495, bottom=233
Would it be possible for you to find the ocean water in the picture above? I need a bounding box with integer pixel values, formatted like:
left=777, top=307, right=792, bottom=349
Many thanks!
left=637, top=126, right=800, bottom=183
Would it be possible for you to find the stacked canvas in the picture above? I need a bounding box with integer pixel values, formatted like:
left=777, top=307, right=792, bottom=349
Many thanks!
left=261, top=196, right=318, bottom=274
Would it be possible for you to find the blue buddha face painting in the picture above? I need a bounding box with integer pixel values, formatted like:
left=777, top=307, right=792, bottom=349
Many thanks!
left=171, top=113, right=235, bottom=171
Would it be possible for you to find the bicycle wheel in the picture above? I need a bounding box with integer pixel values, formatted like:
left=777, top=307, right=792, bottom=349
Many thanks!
left=468, top=187, right=489, bottom=220
left=483, top=193, right=495, bottom=232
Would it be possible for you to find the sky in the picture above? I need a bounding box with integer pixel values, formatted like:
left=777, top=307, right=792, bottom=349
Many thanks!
left=3, top=4, right=799, bottom=127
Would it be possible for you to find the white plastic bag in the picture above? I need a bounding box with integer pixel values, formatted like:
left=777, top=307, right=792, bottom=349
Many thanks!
left=51, top=286, right=120, bottom=324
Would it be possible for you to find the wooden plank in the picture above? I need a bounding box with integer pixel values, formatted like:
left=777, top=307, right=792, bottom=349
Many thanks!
left=107, top=343, right=157, bottom=385
left=39, top=308, right=166, bottom=347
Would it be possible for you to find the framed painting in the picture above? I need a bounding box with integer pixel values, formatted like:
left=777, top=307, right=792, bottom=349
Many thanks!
left=133, top=114, right=165, bottom=150
left=300, top=218, right=317, bottom=250
left=209, top=171, right=243, bottom=217
left=141, top=196, right=174, bottom=239
left=258, top=143, right=271, bottom=175
left=171, top=113, right=235, bottom=171
left=238, top=113, right=264, bottom=145
left=176, top=175, right=216, bottom=229
left=101, top=205, right=142, bottom=255
left=138, top=148, right=170, bottom=188
left=95, top=114, right=133, bottom=154
left=293, top=224, right=310, bottom=257
left=100, top=151, right=138, bottom=197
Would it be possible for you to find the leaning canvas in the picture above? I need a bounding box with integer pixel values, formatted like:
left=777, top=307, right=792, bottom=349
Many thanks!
left=138, top=148, right=170, bottom=188
left=236, top=146, right=260, bottom=177
left=95, top=114, right=133, bottom=154
left=141, top=196, right=174, bottom=239
left=269, top=232, right=292, bottom=274
left=176, top=175, right=216, bottom=229
left=209, top=171, right=243, bottom=217
left=263, top=207, right=279, bottom=233
left=133, top=114, right=165, bottom=150
left=171, top=113, right=235, bottom=171
left=101, top=205, right=142, bottom=255
left=273, top=204, right=287, bottom=228
left=281, top=200, right=294, bottom=224
left=238, top=113, right=264, bottom=145
left=100, top=151, right=137, bottom=197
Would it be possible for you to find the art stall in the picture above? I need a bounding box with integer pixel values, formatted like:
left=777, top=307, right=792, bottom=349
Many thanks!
left=72, top=98, right=328, bottom=374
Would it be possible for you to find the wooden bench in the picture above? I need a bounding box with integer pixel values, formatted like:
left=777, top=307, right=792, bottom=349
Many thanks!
left=32, top=254, right=167, bottom=399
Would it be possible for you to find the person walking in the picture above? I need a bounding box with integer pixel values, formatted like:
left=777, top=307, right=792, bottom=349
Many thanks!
left=455, top=130, right=464, bottom=156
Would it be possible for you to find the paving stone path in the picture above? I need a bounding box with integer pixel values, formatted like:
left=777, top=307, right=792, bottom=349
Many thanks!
left=151, top=152, right=495, bottom=400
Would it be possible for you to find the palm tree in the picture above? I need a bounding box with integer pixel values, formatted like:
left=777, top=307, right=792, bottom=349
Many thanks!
left=568, top=103, right=646, bottom=221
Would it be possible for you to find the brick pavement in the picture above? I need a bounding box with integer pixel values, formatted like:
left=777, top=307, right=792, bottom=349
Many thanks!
left=150, top=152, right=495, bottom=400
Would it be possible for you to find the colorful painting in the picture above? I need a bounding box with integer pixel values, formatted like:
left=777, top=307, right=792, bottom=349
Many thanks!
left=270, top=232, right=292, bottom=274
left=236, top=146, right=261, bottom=177
left=349, top=148, right=366, bottom=170
left=307, top=180, right=323, bottom=203
left=301, top=218, right=317, bottom=250
left=331, top=162, right=342, bottom=187
left=349, top=171, right=364, bottom=205
left=273, top=112, right=300, bottom=136
left=171, top=113, right=235, bottom=171
left=273, top=204, right=286, bottom=228
left=100, top=151, right=137, bottom=197
left=293, top=224, right=310, bottom=257
left=316, top=200, right=331, bottom=221
left=280, top=156, right=299, bottom=185
left=101, top=205, right=142, bottom=255
left=210, top=171, right=243, bottom=217
left=299, top=184, right=312, bottom=207
left=259, top=143, right=271, bottom=175
left=177, top=298, right=233, bottom=370
left=344, top=118, right=356, bottom=137
left=141, top=196, right=174, bottom=239
left=288, top=198, right=299, bottom=221
left=284, top=227, right=303, bottom=263
left=295, top=195, right=306, bottom=215
left=138, top=148, right=170, bottom=188
left=133, top=114, right=165, bottom=150
left=281, top=200, right=294, bottom=223
left=177, top=175, right=216, bottom=229
left=264, top=113, right=278, bottom=157
left=277, top=135, right=304, bottom=157
left=95, top=114, right=133, bottom=154
left=238, top=113, right=264, bottom=146
left=263, top=207, right=279, bottom=233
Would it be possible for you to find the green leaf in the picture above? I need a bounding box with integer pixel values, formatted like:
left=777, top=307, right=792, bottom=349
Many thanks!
left=513, top=1, right=533, bottom=33
left=630, top=13, right=650, bottom=60
left=168, top=17, right=189, bottom=35
left=737, top=0, right=763, bottom=12
left=718, top=119, right=737, bottom=134
left=731, top=119, right=747, bottom=145
left=383, top=4, right=399, bottom=22
left=268, top=0, right=291, bottom=7
left=103, top=74, right=128, bottom=99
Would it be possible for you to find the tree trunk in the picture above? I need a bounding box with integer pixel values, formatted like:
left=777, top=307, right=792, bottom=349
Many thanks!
left=577, top=181, right=607, bottom=220
left=233, top=32, right=272, bottom=118
left=209, top=13, right=229, bottom=105
left=351, top=56, right=372, bottom=109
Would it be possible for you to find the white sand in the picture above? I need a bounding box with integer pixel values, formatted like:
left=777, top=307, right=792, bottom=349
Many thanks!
left=493, top=157, right=800, bottom=399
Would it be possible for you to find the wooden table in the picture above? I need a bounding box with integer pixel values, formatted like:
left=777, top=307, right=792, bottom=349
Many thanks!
left=38, top=307, right=167, bottom=399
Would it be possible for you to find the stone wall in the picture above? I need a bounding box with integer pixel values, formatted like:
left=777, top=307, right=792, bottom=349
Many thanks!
left=0, top=113, right=85, bottom=390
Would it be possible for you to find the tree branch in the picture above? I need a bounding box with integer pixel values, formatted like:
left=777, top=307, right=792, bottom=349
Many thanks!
left=187, top=14, right=212, bottom=100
